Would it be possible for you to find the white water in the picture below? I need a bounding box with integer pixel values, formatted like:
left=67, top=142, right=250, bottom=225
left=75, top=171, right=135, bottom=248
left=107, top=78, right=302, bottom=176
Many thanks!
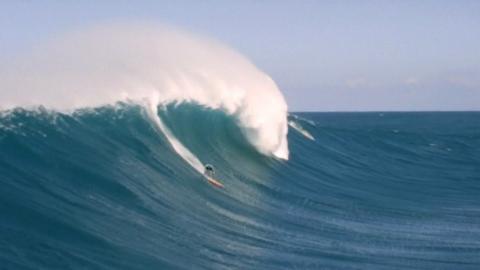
left=146, top=103, right=204, bottom=173
left=288, top=121, right=315, bottom=141
left=0, top=23, right=289, bottom=160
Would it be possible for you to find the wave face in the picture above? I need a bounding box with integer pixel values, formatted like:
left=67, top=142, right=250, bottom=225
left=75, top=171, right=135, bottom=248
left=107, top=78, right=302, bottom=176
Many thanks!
left=1, top=109, right=479, bottom=269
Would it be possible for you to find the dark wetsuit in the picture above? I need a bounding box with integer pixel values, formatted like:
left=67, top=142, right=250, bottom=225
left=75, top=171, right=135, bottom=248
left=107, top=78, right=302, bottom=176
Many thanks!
left=204, top=164, right=215, bottom=178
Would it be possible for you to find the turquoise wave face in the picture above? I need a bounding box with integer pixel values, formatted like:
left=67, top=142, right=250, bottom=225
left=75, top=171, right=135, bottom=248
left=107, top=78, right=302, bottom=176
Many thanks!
left=0, top=106, right=479, bottom=269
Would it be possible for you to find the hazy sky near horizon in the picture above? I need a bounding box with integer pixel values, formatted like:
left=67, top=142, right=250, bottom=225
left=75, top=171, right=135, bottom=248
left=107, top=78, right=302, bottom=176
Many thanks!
left=1, top=1, right=479, bottom=111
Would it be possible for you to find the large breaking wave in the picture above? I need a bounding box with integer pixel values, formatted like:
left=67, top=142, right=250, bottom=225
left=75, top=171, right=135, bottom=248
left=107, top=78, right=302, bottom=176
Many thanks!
left=0, top=24, right=289, bottom=167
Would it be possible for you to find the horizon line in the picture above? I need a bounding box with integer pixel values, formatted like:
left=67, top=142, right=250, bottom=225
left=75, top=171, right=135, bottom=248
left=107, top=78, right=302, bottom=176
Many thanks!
left=290, top=110, right=480, bottom=113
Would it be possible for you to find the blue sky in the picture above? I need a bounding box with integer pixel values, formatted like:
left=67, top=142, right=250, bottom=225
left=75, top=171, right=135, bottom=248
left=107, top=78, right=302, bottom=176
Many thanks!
left=1, top=0, right=479, bottom=111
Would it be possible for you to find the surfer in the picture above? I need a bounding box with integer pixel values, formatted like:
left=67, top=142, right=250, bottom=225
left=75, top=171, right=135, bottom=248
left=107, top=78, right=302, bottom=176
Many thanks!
left=204, top=164, right=215, bottom=178
left=204, top=164, right=223, bottom=188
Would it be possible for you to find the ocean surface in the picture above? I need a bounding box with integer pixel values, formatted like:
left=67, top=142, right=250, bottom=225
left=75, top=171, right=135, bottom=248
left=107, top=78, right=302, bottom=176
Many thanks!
left=0, top=106, right=479, bottom=270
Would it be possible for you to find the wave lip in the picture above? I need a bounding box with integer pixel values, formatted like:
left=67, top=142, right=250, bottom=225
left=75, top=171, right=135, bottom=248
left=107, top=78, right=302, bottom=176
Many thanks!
left=0, top=23, right=289, bottom=160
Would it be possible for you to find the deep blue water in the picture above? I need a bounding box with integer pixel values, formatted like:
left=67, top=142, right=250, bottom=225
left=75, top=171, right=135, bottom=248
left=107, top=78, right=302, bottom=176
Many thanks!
left=1, top=106, right=479, bottom=269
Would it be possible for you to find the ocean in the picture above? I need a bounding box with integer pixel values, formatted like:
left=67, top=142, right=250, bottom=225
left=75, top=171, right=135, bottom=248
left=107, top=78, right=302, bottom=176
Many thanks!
left=0, top=105, right=479, bottom=269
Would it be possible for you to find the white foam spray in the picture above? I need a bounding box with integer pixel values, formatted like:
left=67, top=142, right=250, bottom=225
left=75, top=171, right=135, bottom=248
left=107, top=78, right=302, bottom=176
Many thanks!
left=146, top=102, right=204, bottom=173
left=0, top=23, right=289, bottom=163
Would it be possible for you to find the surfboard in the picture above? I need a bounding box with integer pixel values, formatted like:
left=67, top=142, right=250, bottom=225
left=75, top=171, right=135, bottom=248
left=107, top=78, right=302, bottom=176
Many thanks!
left=206, top=176, right=224, bottom=188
